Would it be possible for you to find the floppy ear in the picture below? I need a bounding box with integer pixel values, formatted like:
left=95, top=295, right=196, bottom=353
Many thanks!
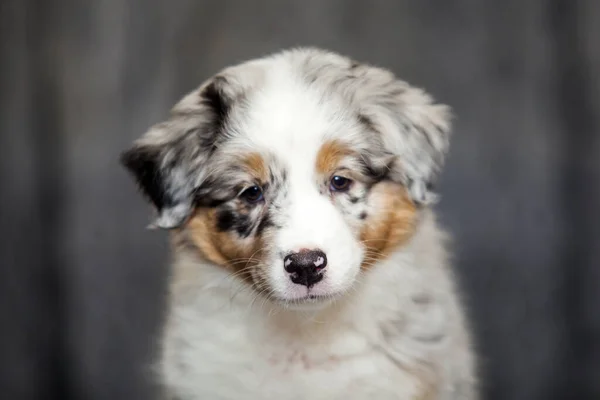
left=359, top=71, right=452, bottom=205
left=388, top=86, right=452, bottom=205
left=120, top=77, right=233, bottom=229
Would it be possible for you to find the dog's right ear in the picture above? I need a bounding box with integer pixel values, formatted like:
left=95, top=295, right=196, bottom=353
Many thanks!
left=120, top=124, right=201, bottom=230
left=120, top=77, right=233, bottom=229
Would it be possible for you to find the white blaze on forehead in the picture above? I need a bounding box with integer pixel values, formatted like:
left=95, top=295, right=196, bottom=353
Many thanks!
left=217, top=57, right=366, bottom=301
left=237, top=64, right=360, bottom=168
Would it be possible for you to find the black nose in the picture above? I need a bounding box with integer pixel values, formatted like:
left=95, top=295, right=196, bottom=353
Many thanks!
left=284, top=249, right=327, bottom=287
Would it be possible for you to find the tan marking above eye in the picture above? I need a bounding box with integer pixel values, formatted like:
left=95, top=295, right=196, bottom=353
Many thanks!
left=359, top=182, right=417, bottom=269
left=242, top=152, right=269, bottom=182
left=315, top=139, right=354, bottom=176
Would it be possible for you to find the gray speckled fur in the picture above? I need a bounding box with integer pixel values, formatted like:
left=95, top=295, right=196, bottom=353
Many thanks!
left=122, top=48, right=451, bottom=229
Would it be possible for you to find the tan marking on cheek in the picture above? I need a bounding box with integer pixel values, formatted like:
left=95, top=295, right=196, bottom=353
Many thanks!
left=360, top=182, right=417, bottom=269
left=315, top=139, right=353, bottom=175
left=243, top=152, right=268, bottom=182
left=185, top=208, right=263, bottom=271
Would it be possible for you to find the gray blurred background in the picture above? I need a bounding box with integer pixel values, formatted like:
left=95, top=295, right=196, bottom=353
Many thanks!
left=1, top=1, right=599, bottom=399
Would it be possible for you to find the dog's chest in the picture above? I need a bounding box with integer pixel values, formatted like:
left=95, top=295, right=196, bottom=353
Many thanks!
left=162, top=303, right=420, bottom=400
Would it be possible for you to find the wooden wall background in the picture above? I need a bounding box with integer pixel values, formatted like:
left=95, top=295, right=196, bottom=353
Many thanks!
left=1, top=1, right=599, bottom=399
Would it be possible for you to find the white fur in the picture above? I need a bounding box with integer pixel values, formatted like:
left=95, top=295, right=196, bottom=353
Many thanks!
left=162, top=212, right=476, bottom=400
left=228, top=66, right=369, bottom=303
left=136, top=49, right=478, bottom=399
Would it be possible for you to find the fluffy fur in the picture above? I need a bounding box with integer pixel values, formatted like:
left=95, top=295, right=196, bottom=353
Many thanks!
left=121, top=48, right=477, bottom=399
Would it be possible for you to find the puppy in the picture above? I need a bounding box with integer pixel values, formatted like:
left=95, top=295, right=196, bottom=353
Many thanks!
left=121, top=48, right=477, bottom=400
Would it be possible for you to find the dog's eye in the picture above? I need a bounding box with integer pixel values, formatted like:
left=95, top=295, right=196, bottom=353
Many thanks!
left=240, top=185, right=264, bottom=203
left=330, top=176, right=352, bottom=192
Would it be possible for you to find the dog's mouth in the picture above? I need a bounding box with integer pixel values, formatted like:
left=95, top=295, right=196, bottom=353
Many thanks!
left=296, top=293, right=334, bottom=302
left=268, top=291, right=344, bottom=309
left=248, top=259, right=359, bottom=308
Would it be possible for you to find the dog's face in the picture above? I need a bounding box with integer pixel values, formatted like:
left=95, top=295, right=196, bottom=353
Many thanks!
left=121, top=49, right=451, bottom=306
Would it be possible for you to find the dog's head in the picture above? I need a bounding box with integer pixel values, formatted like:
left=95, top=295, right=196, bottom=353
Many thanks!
left=121, top=48, right=451, bottom=307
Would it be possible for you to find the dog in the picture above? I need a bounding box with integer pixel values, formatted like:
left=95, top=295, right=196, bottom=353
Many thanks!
left=121, top=48, right=477, bottom=400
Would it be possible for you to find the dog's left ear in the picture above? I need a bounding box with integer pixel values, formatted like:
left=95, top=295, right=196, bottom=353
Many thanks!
left=364, top=77, right=452, bottom=205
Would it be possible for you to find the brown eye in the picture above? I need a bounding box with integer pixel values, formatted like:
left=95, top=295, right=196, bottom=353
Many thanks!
left=240, top=185, right=264, bottom=203
left=330, top=176, right=352, bottom=192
